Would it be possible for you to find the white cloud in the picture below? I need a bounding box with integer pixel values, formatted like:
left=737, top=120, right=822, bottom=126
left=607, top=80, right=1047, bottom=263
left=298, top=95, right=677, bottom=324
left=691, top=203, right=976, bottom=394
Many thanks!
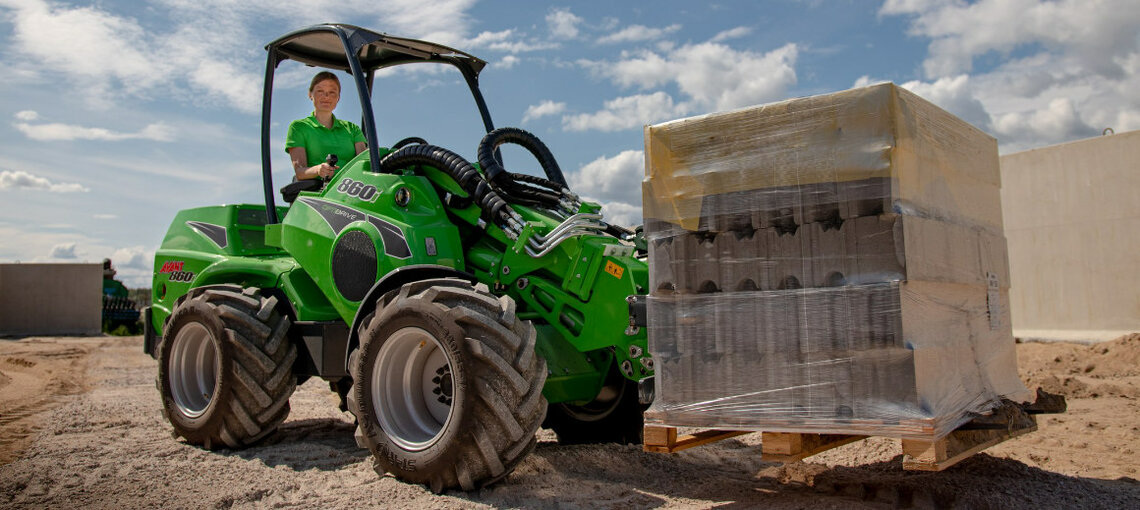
left=107, top=245, right=156, bottom=288
left=711, top=27, right=752, bottom=43
left=677, top=42, right=798, bottom=113
left=597, top=24, right=682, bottom=45
left=522, top=100, right=567, bottom=123
left=495, top=55, right=520, bottom=69
left=881, top=0, right=1140, bottom=151
left=597, top=200, right=642, bottom=229
left=154, top=0, right=477, bottom=46
left=368, top=0, right=478, bottom=45
left=576, top=41, right=798, bottom=127
left=93, top=214, right=118, bottom=220
left=853, top=75, right=886, bottom=88
left=0, top=0, right=485, bottom=113
left=992, top=97, right=1095, bottom=146
left=14, top=110, right=39, bottom=121
left=566, top=150, right=645, bottom=228
left=110, top=246, right=153, bottom=270
left=882, top=0, right=1140, bottom=80
left=0, top=170, right=89, bottom=192
left=562, top=92, right=688, bottom=132
left=546, top=7, right=583, bottom=40
left=567, top=150, right=644, bottom=205
left=49, top=242, right=79, bottom=259
left=6, top=1, right=159, bottom=92
left=14, top=118, right=176, bottom=142
left=465, top=29, right=558, bottom=54
left=866, top=73, right=1101, bottom=151
left=0, top=0, right=248, bottom=110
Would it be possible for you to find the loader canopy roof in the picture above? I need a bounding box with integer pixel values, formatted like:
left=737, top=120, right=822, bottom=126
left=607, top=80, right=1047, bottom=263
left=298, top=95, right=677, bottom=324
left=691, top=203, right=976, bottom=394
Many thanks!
left=266, top=23, right=486, bottom=75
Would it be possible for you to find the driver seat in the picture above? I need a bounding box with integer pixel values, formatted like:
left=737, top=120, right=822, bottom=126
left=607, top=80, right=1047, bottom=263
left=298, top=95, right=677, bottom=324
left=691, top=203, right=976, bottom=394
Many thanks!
left=281, top=179, right=324, bottom=203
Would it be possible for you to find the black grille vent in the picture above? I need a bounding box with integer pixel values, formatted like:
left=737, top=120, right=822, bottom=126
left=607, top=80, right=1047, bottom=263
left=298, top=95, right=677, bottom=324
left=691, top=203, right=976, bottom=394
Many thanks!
left=332, top=230, right=377, bottom=302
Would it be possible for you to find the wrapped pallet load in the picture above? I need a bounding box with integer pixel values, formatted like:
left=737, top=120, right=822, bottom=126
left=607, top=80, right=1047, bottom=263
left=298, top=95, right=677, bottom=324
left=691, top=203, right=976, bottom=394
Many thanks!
left=643, top=82, right=1033, bottom=439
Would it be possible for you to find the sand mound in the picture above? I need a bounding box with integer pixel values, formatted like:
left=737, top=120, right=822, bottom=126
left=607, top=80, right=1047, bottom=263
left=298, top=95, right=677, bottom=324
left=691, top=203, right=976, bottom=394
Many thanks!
left=1018, top=333, right=1140, bottom=398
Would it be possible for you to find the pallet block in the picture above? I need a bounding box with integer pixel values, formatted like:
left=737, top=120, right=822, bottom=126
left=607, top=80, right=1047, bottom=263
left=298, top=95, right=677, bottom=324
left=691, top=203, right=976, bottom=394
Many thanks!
left=901, top=414, right=1038, bottom=471
left=759, top=432, right=867, bottom=462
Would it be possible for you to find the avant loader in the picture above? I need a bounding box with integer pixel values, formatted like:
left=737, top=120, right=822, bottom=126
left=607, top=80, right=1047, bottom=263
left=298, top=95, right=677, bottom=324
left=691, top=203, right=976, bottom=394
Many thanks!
left=144, top=24, right=652, bottom=492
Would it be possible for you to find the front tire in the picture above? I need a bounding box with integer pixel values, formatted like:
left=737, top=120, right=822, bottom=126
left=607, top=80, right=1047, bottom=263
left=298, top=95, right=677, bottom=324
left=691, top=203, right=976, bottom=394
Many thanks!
left=350, top=279, right=546, bottom=493
left=157, top=285, right=297, bottom=449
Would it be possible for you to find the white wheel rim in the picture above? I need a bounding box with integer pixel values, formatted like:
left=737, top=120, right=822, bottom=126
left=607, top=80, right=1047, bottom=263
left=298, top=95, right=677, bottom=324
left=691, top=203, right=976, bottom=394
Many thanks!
left=169, top=321, right=219, bottom=418
left=372, top=327, right=454, bottom=451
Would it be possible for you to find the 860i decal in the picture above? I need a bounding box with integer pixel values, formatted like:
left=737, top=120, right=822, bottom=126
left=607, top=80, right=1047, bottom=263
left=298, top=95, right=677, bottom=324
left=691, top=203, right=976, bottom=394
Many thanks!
left=335, top=178, right=379, bottom=202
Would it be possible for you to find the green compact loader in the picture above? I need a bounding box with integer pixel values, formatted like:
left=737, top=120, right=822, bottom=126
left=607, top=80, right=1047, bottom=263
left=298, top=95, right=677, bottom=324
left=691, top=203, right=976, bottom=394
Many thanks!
left=144, top=24, right=653, bottom=492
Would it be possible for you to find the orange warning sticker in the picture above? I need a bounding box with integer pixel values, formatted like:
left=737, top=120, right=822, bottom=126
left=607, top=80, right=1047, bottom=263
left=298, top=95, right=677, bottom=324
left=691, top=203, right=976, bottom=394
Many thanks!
left=604, top=260, right=624, bottom=279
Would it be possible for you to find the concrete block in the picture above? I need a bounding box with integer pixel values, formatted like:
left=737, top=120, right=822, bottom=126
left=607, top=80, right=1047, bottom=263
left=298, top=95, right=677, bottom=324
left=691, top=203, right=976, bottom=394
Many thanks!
left=850, top=214, right=905, bottom=284
left=807, top=220, right=858, bottom=288
left=762, top=227, right=812, bottom=291
left=715, top=229, right=766, bottom=292
left=672, top=232, right=721, bottom=293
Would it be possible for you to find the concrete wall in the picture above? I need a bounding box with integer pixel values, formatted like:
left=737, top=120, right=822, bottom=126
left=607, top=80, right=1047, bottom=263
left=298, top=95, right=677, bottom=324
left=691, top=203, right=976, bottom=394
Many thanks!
left=0, top=263, right=102, bottom=336
left=1000, top=130, right=1140, bottom=342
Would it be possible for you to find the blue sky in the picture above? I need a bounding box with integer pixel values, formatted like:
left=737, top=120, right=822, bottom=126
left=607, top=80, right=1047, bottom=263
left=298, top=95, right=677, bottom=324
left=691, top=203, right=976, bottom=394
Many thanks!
left=0, top=0, right=1137, bottom=287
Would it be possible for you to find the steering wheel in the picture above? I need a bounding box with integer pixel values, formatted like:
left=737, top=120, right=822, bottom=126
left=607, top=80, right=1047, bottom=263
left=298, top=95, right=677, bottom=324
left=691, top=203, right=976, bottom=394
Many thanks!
left=391, top=136, right=428, bottom=151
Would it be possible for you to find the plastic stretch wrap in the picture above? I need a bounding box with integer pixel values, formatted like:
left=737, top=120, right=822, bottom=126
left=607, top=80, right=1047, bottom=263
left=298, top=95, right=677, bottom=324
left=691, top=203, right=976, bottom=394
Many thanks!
left=642, top=83, right=1031, bottom=439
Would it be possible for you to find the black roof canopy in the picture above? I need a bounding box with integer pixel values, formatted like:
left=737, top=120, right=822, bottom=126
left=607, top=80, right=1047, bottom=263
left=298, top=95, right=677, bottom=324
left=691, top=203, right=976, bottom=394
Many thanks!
left=266, top=23, right=487, bottom=75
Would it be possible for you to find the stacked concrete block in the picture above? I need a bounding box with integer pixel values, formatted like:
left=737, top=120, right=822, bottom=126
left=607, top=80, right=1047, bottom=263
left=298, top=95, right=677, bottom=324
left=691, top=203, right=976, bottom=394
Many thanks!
left=642, top=83, right=1031, bottom=439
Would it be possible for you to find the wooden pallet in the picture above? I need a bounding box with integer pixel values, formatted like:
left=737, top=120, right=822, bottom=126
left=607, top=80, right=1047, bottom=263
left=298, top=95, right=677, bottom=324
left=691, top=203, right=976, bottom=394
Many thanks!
left=644, top=401, right=1045, bottom=472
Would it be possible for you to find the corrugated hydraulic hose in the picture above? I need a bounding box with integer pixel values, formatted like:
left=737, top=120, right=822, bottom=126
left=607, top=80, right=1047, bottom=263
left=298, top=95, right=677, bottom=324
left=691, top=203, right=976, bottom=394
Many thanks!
left=379, top=144, right=524, bottom=239
left=477, top=127, right=568, bottom=188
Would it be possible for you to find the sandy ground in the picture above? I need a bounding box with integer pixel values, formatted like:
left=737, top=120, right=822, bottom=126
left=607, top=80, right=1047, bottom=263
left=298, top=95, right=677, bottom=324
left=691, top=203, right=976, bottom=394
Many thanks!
left=1, top=334, right=1138, bottom=509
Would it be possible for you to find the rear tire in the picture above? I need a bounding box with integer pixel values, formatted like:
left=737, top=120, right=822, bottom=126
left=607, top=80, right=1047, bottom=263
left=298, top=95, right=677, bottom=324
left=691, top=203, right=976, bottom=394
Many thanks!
left=543, top=364, right=645, bottom=445
left=349, top=278, right=546, bottom=493
left=157, top=285, right=297, bottom=449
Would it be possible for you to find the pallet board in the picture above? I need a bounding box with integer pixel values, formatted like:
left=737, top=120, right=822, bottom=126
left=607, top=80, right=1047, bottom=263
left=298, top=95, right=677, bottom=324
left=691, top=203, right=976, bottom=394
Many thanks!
left=643, top=426, right=749, bottom=454
left=644, top=401, right=1046, bottom=472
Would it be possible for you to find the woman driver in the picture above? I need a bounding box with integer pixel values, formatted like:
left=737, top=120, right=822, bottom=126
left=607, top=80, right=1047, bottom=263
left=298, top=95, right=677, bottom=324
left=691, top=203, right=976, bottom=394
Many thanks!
left=285, top=72, right=367, bottom=180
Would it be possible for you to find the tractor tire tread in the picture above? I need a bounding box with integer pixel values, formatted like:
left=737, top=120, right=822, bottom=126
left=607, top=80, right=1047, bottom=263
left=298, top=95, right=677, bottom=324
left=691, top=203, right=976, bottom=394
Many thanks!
left=157, top=286, right=296, bottom=450
left=351, top=278, right=546, bottom=492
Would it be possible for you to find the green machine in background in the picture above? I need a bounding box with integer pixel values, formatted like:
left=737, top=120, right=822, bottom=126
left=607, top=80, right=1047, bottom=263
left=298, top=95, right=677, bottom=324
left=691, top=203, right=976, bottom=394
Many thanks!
left=103, top=258, right=140, bottom=332
left=144, top=24, right=652, bottom=493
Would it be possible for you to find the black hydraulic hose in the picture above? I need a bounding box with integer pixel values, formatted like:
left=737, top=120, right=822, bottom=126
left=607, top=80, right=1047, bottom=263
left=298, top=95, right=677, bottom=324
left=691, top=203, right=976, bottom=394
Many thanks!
left=477, top=127, right=568, bottom=188
left=500, top=180, right=561, bottom=207
left=379, top=144, right=514, bottom=229
left=509, top=171, right=563, bottom=192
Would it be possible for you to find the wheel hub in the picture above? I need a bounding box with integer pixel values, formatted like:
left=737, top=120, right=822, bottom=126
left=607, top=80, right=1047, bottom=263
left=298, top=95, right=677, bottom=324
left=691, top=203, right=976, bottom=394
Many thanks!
left=168, top=321, right=219, bottom=419
left=431, top=365, right=453, bottom=405
left=372, top=327, right=455, bottom=451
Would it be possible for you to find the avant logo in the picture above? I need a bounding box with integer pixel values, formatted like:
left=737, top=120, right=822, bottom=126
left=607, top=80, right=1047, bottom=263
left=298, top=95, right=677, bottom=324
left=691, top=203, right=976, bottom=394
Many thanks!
left=158, top=261, right=184, bottom=273
left=159, top=260, right=194, bottom=283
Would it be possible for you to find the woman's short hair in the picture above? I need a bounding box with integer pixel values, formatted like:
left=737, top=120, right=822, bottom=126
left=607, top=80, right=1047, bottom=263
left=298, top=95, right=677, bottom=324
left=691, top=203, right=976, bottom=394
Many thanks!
left=309, top=71, right=340, bottom=93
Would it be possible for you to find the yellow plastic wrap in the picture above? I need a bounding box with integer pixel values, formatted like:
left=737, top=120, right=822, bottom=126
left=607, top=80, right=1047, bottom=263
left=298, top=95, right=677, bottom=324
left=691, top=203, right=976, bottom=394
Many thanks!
left=642, top=83, right=1031, bottom=440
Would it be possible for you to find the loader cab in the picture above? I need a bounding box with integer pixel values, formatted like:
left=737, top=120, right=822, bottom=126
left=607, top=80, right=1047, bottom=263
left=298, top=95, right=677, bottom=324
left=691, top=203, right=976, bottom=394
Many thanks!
left=259, top=23, right=497, bottom=224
